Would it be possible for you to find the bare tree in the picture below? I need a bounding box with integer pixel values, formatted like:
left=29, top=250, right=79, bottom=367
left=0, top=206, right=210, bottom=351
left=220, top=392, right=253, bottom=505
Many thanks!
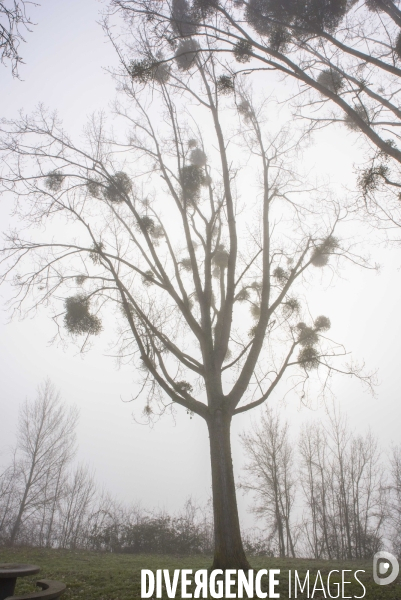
left=299, top=421, right=333, bottom=559
left=0, top=452, right=19, bottom=543
left=0, top=0, right=38, bottom=76
left=57, top=465, right=97, bottom=549
left=241, top=405, right=297, bottom=557
left=299, top=408, right=386, bottom=560
left=0, top=48, right=371, bottom=566
left=7, top=380, right=78, bottom=546
left=389, top=444, right=401, bottom=556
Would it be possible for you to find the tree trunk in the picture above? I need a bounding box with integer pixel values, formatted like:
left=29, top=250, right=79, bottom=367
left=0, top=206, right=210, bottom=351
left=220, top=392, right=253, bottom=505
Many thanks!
left=9, top=476, right=32, bottom=546
left=208, top=410, right=250, bottom=570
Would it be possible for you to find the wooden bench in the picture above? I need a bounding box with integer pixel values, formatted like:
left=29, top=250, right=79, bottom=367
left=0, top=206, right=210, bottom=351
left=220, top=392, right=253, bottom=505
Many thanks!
left=6, top=580, right=66, bottom=600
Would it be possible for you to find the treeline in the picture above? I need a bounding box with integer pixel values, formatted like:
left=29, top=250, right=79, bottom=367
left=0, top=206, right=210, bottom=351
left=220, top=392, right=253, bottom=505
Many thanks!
left=0, top=381, right=210, bottom=552
left=241, top=406, right=401, bottom=560
left=0, top=381, right=268, bottom=555
left=1, top=383, right=400, bottom=558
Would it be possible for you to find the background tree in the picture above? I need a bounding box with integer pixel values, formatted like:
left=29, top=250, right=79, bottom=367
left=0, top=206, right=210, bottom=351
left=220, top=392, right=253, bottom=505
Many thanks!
left=57, top=465, right=97, bottom=549
left=299, top=420, right=333, bottom=559
left=7, top=380, right=78, bottom=546
left=0, top=452, right=18, bottom=543
left=0, top=48, right=370, bottom=567
left=241, top=406, right=297, bottom=558
left=389, top=445, right=401, bottom=556
left=0, top=0, right=37, bottom=76
left=298, top=408, right=385, bottom=559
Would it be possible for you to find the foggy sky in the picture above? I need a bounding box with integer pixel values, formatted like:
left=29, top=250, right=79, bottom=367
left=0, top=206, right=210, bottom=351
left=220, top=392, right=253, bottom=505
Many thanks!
left=0, top=0, right=400, bottom=530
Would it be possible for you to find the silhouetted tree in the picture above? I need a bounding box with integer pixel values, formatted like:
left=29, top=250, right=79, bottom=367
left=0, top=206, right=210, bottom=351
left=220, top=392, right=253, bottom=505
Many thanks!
left=0, top=49, right=371, bottom=566
left=299, top=408, right=385, bottom=559
left=241, top=406, right=297, bottom=558
left=7, top=380, right=78, bottom=546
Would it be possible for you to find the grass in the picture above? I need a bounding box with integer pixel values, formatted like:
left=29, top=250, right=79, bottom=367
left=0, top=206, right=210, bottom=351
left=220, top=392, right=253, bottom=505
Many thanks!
left=0, top=547, right=399, bottom=599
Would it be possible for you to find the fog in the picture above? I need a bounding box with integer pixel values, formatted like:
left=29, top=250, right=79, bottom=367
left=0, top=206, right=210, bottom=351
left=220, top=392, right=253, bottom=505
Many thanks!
left=1, top=0, right=400, bottom=531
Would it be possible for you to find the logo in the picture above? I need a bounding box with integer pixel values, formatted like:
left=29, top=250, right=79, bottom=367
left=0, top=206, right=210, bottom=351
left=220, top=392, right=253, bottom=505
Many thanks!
left=373, top=551, right=399, bottom=586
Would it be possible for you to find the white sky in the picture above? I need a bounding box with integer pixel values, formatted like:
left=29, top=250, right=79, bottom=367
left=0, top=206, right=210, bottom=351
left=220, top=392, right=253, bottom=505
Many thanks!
left=0, top=0, right=400, bottom=531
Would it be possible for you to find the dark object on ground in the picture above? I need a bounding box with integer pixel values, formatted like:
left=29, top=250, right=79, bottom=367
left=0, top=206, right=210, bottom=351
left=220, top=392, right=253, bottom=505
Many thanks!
left=0, top=564, right=40, bottom=600
left=6, top=580, right=66, bottom=600
left=0, top=565, right=65, bottom=600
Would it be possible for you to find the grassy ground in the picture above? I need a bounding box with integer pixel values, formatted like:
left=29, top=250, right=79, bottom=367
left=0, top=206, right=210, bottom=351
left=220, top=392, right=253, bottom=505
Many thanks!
left=0, top=547, right=399, bottom=599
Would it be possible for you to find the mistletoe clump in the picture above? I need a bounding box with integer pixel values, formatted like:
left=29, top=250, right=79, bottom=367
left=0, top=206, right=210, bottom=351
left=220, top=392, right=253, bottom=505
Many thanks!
left=103, top=172, right=132, bottom=203
left=171, top=0, right=198, bottom=37
left=365, top=0, right=386, bottom=11
left=395, top=31, right=401, bottom=60
left=358, top=164, right=389, bottom=195
left=297, top=322, right=319, bottom=347
left=234, top=39, right=253, bottom=63
left=314, top=315, right=331, bottom=331
left=64, top=295, right=102, bottom=335
left=192, top=0, right=218, bottom=19
left=268, top=24, right=292, bottom=51
left=212, top=245, right=229, bottom=269
left=273, top=266, right=288, bottom=283
left=137, top=216, right=155, bottom=234
left=248, top=324, right=258, bottom=338
left=143, top=404, right=153, bottom=416
left=89, top=242, right=104, bottom=265
left=298, top=346, right=320, bottom=370
left=180, top=164, right=205, bottom=200
left=181, top=257, right=193, bottom=271
left=217, top=75, right=235, bottom=95
left=250, top=304, right=261, bottom=319
left=317, top=69, right=344, bottom=94
left=45, top=171, right=65, bottom=192
left=150, top=224, right=165, bottom=241
left=175, top=39, right=199, bottom=71
left=129, top=57, right=171, bottom=85
left=142, top=270, right=155, bottom=286
left=121, top=302, right=135, bottom=319
left=175, top=380, right=193, bottom=394
left=86, top=179, right=102, bottom=198
left=296, top=319, right=324, bottom=370
left=151, top=53, right=171, bottom=84
left=75, top=275, right=87, bottom=286
left=129, top=59, right=154, bottom=83
left=344, top=105, right=370, bottom=131
left=190, top=147, right=207, bottom=166
left=246, top=0, right=348, bottom=39
left=283, top=296, right=300, bottom=315
left=237, top=98, right=253, bottom=121
left=310, top=235, right=339, bottom=267
left=235, top=288, right=250, bottom=302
